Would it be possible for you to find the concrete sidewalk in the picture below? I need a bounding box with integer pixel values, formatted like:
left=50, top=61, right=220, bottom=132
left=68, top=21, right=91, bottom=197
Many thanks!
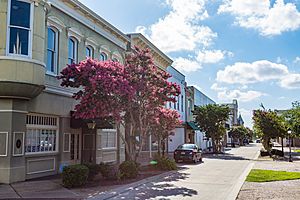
left=0, top=179, right=81, bottom=199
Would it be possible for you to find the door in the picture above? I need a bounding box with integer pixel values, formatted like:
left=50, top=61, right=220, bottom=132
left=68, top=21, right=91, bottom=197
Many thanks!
left=70, top=133, right=81, bottom=164
left=81, top=128, right=96, bottom=164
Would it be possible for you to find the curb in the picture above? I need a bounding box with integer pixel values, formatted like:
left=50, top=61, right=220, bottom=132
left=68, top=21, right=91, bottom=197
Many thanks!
left=87, top=170, right=176, bottom=200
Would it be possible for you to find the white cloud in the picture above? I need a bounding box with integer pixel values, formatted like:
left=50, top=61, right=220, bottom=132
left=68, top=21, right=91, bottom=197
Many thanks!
left=196, top=50, right=226, bottom=64
left=239, top=108, right=252, bottom=118
left=218, top=0, right=300, bottom=36
left=210, top=83, right=227, bottom=91
left=216, top=60, right=289, bottom=84
left=280, top=73, right=300, bottom=89
left=135, top=0, right=217, bottom=53
left=294, top=56, right=300, bottom=64
left=218, top=89, right=265, bottom=102
left=173, top=57, right=202, bottom=73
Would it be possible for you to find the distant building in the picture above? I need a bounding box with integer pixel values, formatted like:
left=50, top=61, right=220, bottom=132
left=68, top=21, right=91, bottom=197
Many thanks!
left=186, top=86, right=215, bottom=151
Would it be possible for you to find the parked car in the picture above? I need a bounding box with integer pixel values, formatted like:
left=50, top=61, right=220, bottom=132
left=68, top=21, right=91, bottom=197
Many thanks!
left=256, top=139, right=261, bottom=143
left=174, top=144, right=202, bottom=163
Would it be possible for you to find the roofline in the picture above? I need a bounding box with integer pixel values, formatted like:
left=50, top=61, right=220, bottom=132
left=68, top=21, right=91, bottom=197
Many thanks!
left=168, top=66, right=185, bottom=78
left=127, top=33, right=173, bottom=65
left=187, top=86, right=216, bottom=104
left=54, top=0, right=130, bottom=43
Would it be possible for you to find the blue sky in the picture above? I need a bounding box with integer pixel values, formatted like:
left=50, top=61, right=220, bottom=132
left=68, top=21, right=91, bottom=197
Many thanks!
left=79, top=0, right=300, bottom=128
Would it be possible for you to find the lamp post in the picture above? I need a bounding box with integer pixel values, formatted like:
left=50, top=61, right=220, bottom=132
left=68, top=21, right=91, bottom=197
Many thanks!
left=287, top=128, right=292, bottom=162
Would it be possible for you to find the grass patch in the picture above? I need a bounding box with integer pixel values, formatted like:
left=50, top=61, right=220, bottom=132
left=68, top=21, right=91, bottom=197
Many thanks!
left=246, top=169, right=300, bottom=182
left=294, top=149, right=300, bottom=153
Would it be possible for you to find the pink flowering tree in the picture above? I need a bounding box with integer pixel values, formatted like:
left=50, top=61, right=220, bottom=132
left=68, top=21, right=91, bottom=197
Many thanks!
left=124, top=47, right=180, bottom=161
left=59, top=59, right=134, bottom=121
left=150, top=107, right=182, bottom=156
left=58, top=47, right=181, bottom=161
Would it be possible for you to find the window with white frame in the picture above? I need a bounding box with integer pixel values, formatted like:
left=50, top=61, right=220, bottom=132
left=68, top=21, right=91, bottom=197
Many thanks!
left=68, top=37, right=77, bottom=64
left=181, top=95, right=184, bottom=112
left=47, top=27, right=58, bottom=74
left=7, top=0, right=33, bottom=56
left=100, top=52, right=107, bottom=61
left=112, top=57, right=118, bottom=62
left=25, top=114, right=59, bottom=154
left=100, top=129, right=116, bottom=149
left=86, top=45, right=93, bottom=58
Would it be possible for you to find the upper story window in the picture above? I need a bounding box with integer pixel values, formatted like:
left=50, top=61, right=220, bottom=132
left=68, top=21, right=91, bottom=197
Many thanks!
left=177, top=96, right=180, bottom=110
left=68, top=37, right=77, bottom=64
left=86, top=46, right=93, bottom=58
left=112, top=58, right=119, bottom=62
left=7, top=0, right=33, bottom=57
left=100, top=52, right=107, bottom=61
left=181, top=95, right=184, bottom=112
left=47, top=27, right=58, bottom=74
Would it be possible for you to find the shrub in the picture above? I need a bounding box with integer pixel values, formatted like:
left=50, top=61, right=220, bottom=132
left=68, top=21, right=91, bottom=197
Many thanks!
left=154, top=155, right=177, bottom=171
left=62, top=164, right=89, bottom=188
left=119, top=160, right=139, bottom=179
left=99, top=162, right=121, bottom=180
left=84, top=163, right=100, bottom=180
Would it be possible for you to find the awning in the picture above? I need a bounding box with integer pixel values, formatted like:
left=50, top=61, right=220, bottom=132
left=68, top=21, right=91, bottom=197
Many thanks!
left=186, top=121, right=200, bottom=130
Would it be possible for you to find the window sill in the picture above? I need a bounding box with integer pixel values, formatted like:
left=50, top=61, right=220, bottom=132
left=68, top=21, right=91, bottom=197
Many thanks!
left=25, top=151, right=59, bottom=157
left=46, top=71, right=58, bottom=77
left=99, top=147, right=117, bottom=151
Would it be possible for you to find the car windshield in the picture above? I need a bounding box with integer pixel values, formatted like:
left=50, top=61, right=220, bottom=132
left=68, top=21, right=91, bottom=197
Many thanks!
left=177, top=144, right=196, bottom=150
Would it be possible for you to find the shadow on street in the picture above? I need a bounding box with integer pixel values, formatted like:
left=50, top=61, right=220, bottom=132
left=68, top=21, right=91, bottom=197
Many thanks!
left=112, top=171, right=197, bottom=200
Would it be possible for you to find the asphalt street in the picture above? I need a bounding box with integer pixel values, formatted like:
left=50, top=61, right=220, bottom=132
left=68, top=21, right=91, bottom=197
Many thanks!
left=95, top=143, right=261, bottom=200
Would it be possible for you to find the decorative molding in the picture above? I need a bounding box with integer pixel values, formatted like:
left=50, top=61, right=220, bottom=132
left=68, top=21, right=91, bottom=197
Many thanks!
left=0, top=110, right=28, bottom=114
left=26, top=157, right=56, bottom=175
left=0, top=56, right=46, bottom=68
left=0, top=132, right=8, bottom=157
left=67, top=27, right=83, bottom=42
left=47, top=16, right=65, bottom=32
left=85, top=37, right=98, bottom=50
left=13, top=132, right=25, bottom=157
left=99, top=45, right=111, bottom=55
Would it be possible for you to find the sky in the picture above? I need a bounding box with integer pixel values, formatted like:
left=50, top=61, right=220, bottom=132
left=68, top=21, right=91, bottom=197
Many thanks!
left=79, top=0, right=300, bottom=128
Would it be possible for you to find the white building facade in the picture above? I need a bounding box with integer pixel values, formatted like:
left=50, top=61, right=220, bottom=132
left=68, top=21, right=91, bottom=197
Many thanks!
left=166, top=66, right=186, bottom=152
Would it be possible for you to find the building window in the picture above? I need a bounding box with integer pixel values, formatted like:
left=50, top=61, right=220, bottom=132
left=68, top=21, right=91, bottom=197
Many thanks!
left=68, top=37, right=77, bottom=64
left=47, top=27, right=58, bottom=74
left=86, top=46, right=93, bottom=58
left=100, top=130, right=116, bottom=149
left=112, top=58, right=118, bottom=62
left=7, top=0, right=33, bottom=56
left=181, top=95, right=184, bottom=112
left=25, top=114, right=59, bottom=154
left=177, top=96, right=180, bottom=110
left=100, top=52, right=107, bottom=61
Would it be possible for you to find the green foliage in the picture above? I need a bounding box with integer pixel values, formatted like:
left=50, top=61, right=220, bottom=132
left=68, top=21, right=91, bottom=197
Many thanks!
left=194, top=104, right=230, bottom=152
left=246, top=169, right=300, bottom=182
left=119, top=160, right=139, bottom=179
left=253, top=109, right=286, bottom=151
left=98, top=162, right=121, bottom=180
left=62, top=164, right=89, bottom=188
left=84, top=163, right=100, bottom=180
left=154, top=155, right=178, bottom=171
left=229, top=126, right=249, bottom=145
left=283, top=101, right=300, bottom=137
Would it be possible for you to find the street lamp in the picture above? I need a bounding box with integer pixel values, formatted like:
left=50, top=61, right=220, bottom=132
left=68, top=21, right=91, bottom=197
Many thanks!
left=287, top=128, right=292, bottom=162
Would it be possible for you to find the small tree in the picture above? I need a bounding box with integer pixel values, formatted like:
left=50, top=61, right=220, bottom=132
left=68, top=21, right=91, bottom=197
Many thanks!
left=283, top=101, right=300, bottom=137
left=194, top=104, right=230, bottom=153
left=228, top=126, right=248, bottom=146
left=253, top=109, right=286, bottom=152
left=150, top=107, right=181, bottom=156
